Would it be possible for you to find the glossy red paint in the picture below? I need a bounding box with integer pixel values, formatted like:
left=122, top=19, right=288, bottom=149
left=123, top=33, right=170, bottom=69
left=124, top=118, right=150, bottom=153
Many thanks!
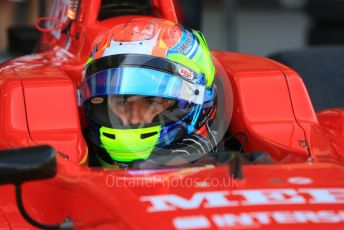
left=0, top=79, right=31, bottom=148
left=317, top=109, right=344, bottom=161
left=212, top=52, right=311, bottom=162
left=0, top=208, right=9, bottom=229
left=0, top=0, right=343, bottom=229
left=0, top=53, right=87, bottom=164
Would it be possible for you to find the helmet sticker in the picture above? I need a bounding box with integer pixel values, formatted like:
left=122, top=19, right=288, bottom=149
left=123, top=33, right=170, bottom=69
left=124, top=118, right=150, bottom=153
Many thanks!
left=103, top=26, right=160, bottom=57
left=91, top=97, right=104, bottom=104
left=176, top=31, right=194, bottom=55
left=178, top=67, right=194, bottom=80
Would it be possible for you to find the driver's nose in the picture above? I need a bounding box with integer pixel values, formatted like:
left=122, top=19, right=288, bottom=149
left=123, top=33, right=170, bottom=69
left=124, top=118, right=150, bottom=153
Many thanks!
left=127, top=102, right=146, bottom=125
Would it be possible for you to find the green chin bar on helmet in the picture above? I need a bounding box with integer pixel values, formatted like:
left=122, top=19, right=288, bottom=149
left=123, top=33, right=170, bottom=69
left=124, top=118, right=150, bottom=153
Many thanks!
left=99, top=125, right=162, bottom=163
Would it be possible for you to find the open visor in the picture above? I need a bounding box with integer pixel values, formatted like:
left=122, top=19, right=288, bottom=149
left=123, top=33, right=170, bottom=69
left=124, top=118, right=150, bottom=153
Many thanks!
left=81, top=67, right=206, bottom=105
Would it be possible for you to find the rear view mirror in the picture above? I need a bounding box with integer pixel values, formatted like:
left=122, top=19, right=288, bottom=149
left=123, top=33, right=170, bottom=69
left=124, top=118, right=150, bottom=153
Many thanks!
left=0, top=145, right=56, bottom=185
left=0, top=146, right=73, bottom=229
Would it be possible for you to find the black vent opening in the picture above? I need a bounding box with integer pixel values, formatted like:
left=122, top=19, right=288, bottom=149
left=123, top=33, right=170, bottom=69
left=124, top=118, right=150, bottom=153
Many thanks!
left=141, top=131, right=158, bottom=139
left=103, top=132, right=116, bottom=139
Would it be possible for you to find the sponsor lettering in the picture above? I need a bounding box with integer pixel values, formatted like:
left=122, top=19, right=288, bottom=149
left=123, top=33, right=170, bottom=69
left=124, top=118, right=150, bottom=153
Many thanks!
left=177, top=32, right=193, bottom=54
left=173, top=210, right=344, bottom=229
left=178, top=68, right=193, bottom=80
left=91, top=97, right=104, bottom=104
left=141, top=188, right=344, bottom=212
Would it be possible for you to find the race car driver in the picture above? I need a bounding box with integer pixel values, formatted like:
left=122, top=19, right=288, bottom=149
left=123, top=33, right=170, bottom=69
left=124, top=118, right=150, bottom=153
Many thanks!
left=80, top=18, right=222, bottom=169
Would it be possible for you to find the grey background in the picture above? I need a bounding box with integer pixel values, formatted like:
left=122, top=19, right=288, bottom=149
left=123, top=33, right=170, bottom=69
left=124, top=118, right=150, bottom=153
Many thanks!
left=202, top=0, right=310, bottom=56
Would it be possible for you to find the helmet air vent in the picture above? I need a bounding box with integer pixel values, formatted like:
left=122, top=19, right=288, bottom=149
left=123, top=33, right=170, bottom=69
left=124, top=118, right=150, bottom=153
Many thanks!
left=141, top=131, right=158, bottom=139
left=103, top=132, right=116, bottom=139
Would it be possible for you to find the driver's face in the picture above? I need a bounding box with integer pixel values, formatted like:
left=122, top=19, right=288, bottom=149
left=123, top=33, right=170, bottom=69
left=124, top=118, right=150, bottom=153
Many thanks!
left=110, top=96, right=174, bottom=125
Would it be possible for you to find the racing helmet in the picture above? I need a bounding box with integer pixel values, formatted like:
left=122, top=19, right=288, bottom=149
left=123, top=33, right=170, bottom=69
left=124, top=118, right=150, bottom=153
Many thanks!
left=81, top=18, right=216, bottom=166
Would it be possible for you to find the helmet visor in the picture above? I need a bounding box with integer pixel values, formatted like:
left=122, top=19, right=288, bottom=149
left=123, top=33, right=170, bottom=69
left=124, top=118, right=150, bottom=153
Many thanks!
left=82, top=67, right=206, bottom=105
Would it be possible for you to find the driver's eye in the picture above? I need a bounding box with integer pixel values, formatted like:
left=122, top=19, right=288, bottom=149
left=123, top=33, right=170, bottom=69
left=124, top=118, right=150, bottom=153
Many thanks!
left=115, top=99, right=127, bottom=106
left=145, top=99, right=159, bottom=106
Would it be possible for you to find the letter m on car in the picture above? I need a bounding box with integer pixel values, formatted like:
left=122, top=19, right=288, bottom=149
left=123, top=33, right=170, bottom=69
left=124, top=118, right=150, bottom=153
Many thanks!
left=140, top=191, right=237, bottom=212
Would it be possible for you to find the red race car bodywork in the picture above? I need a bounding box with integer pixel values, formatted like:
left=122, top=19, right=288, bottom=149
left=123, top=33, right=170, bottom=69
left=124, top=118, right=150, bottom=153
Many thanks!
left=0, top=0, right=344, bottom=229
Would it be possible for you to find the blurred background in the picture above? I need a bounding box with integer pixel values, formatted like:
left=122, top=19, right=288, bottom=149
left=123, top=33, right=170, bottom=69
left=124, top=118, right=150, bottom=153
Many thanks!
left=0, top=0, right=51, bottom=61
left=1, top=0, right=344, bottom=59
left=182, top=0, right=344, bottom=55
left=0, top=0, right=343, bottom=110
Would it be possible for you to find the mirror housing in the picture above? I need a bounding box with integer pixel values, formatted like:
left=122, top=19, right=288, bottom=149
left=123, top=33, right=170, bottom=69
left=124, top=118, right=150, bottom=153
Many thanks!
left=0, top=145, right=57, bottom=185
